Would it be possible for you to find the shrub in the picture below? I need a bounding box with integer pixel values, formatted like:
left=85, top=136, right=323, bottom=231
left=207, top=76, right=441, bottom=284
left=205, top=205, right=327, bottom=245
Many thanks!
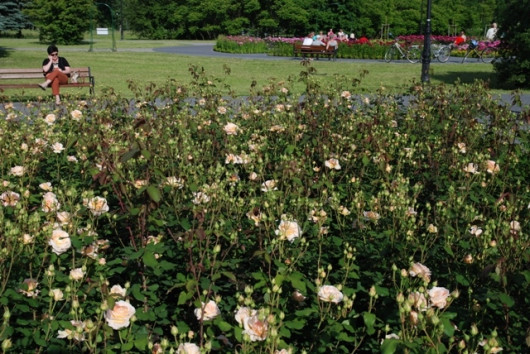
left=0, top=67, right=528, bottom=352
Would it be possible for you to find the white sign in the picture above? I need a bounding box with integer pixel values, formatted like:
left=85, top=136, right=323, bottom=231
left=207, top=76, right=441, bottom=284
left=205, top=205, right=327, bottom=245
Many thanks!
left=96, top=28, right=109, bottom=35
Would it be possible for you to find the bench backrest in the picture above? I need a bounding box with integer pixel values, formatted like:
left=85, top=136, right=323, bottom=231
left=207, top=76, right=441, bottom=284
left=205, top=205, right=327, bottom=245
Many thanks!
left=0, top=67, right=92, bottom=80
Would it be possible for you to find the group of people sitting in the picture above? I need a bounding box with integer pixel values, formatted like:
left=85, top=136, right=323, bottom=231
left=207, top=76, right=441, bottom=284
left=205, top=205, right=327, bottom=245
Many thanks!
left=453, top=22, right=498, bottom=48
left=302, top=28, right=352, bottom=50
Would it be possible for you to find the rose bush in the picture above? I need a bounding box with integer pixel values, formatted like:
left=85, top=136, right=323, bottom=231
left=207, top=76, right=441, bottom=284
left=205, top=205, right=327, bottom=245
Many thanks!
left=0, top=64, right=528, bottom=353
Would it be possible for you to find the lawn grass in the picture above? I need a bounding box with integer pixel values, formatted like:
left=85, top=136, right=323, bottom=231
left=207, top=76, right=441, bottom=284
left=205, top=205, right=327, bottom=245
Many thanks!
left=0, top=32, right=524, bottom=100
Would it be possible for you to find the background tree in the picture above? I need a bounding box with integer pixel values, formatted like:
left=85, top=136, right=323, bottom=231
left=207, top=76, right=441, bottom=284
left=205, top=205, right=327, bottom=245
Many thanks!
left=120, top=0, right=498, bottom=40
left=23, top=0, right=92, bottom=44
left=493, top=0, right=530, bottom=88
left=0, top=0, right=31, bottom=36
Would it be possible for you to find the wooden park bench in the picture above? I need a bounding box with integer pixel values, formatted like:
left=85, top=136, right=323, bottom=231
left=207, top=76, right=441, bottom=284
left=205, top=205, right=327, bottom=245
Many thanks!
left=293, top=43, right=337, bottom=61
left=0, top=67, right=95, bottom=95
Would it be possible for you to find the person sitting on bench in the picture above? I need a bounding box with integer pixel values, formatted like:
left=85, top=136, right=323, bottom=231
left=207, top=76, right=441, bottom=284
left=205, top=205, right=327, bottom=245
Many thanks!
left=39, top=45, right=71, bottom=105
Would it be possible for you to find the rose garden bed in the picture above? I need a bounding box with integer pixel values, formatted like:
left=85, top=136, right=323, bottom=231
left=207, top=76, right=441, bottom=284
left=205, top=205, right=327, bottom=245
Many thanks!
left=0, top=64, right=528, bottom=353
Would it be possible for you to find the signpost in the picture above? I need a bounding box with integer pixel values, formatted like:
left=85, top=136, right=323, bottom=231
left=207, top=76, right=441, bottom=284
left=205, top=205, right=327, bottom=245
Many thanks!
left=89, top=2, right=117, bottom=52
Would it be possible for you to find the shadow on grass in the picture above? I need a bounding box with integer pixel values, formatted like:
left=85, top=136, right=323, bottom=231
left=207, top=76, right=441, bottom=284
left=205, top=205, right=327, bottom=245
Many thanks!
left=433, top=71, right=499, bottom=87
left=0, top=46, right=11, bottom=58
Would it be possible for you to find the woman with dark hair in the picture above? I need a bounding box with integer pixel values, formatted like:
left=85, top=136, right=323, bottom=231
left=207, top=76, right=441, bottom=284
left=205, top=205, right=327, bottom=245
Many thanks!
left=39, top=45, right=71, bottom=105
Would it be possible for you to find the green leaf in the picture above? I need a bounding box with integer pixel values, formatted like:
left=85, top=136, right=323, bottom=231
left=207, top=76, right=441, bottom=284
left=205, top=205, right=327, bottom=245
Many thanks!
left=216, top=320, right=232, bottom=332
left=498, top=293, right=515, bottom=307
left=441, top=317, right=454, bottom=337
left=363, top=312, right=376, bottom=335
left=146, top=185, right=162, bottom=203
left=284, top=318, right=305, bottom=330
left=142, top=251, right=158, bottom=268
left=131, top=284, right=146, bottom=301
left=381, top=339, right=399, bottom=354
left=289, top=271, right=307, bottom=293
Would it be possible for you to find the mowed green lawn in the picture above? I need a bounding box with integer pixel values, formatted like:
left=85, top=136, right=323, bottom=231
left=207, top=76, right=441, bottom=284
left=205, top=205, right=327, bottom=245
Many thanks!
left=0, top=35, right=514, bottom=99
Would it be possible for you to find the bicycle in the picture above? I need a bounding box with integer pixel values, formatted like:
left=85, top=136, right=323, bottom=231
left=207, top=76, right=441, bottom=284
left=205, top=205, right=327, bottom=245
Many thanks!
left=430, top=42, right=451, bottom=63
left=461, top=40, right=498, bottom=63
left=384, top=40, right=421, bottom=63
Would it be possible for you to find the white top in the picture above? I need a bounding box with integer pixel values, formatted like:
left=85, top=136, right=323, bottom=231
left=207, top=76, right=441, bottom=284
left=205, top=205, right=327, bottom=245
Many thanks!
left=302, top=37, right=313, bottom=45
left=486, top=27, right=497, bottom=40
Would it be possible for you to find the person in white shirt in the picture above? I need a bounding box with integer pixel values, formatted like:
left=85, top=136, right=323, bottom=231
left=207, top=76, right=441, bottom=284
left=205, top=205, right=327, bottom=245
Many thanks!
left=486, top=22, right=497, bottom=41
left=303, top=32, right=314, bottom=45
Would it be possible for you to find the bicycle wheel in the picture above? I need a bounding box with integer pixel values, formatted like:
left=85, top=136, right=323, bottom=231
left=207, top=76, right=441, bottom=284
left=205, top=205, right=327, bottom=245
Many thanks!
left=406, top=47, right=421, bottom=63
left=481, top=47, right=496, bottom=63
left=437, top=46, right=451, bottom=63
left=384, top=47, right=397, bottom=63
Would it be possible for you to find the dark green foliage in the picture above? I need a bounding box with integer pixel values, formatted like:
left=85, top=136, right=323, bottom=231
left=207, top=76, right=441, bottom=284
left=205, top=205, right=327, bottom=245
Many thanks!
left=23, top=0, right=92, bottom=44
left=0, top=0, right=31, bottom=34
left=493, top=0, right=530, bottom=88
left=123, top=0, right=498, bottom=40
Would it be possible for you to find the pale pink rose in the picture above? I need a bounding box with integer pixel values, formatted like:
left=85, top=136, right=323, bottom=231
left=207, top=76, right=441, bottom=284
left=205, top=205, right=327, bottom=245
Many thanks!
left=110, top=284, right=127, bottom=298
left=192, top=191, right=210, bottom=205
left=223, top=122, right=239, bottom=135
left=165, top=176, right=184, bottom=189
left=246, top=209, right=262, bottom=226
left=341, top=90, right=351, bottom=99
left=409, top=310, right=419, bottom=325
left=261, top=179, right=278, bottom=192
left=194, top=300, right=220, bottom=321
left=22, top=233, right=34, bottom=244
left=317, top=285, right=343, bottom=303
left=70, top=268, right=85, bottom=281
left=463, top=163, right=478, bottom=174
left=408, top=292, right=428, bottom=311
left=409, top=262, right=431, bottom=283
left=67, top=155, right=78, bottom=163
left=86, top=196, right=109, bottom=216
left=70, top=109, right=83, bottom=121
left=56, top=211, right=72, bottom=226
left=509, top=220, right=521, bottom=235
left=217, top=106, right=227, bottom=114
left=39, top=182, right=53, bottom=191
left=0, top=191, right=20, bottom=206
left=276, top=220, right=302, bottom=242
left=52, top=142, right=64, bottom=153
left=49, top=228, right=71, bottom=255
left=469, top=225, right=483, bottom=237
left=42, top=192, right=60, bottom=212
left=225, top=153, right=244, bottom=164
left=324, top=158, right=341, bottom=170
left=235, top=306, right=256, bottom=325
left=105, top=300, right=136, bottom=330
left=428, top=286, right=450, bottom=309
left=19, top=278, right=39, bottom=297
left=50, top=289, right=64, bottom=301
left=133, top=179, right=148, bottom=189
left=243, top=314, right=268, bottom=341
left=363, top=211, right=381, bottom=221
left=485, top=160, right=500, bottom=174
left=10, top=166, right=25, bottom=176
left=44, top=113, right=56, bottom=125
left=177, top=343, right=200, bottom=354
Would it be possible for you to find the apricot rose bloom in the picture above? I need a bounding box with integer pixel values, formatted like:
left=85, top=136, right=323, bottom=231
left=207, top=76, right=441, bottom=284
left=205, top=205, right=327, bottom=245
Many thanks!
left=428, top=286, right=450, bottom=309
left=104, top=300, right=136, bottom=330
left=194, top=300, right=220, bottom=321
left=49, top=228, right=71, bottom=255
left=275, top=219, right=302, bottom=242
left=177, top=343, right=200, bottom=354
left=409, top=262, right=431, bottom=283
left=86, top=196, right=109, bottom=216
left=42, top=192, right=61, bottom=213
left=317, top=285, right=344, bottom=304
left=223, top=122, right=239, bottom=135
left=243, top=313, right=268, bottom=341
